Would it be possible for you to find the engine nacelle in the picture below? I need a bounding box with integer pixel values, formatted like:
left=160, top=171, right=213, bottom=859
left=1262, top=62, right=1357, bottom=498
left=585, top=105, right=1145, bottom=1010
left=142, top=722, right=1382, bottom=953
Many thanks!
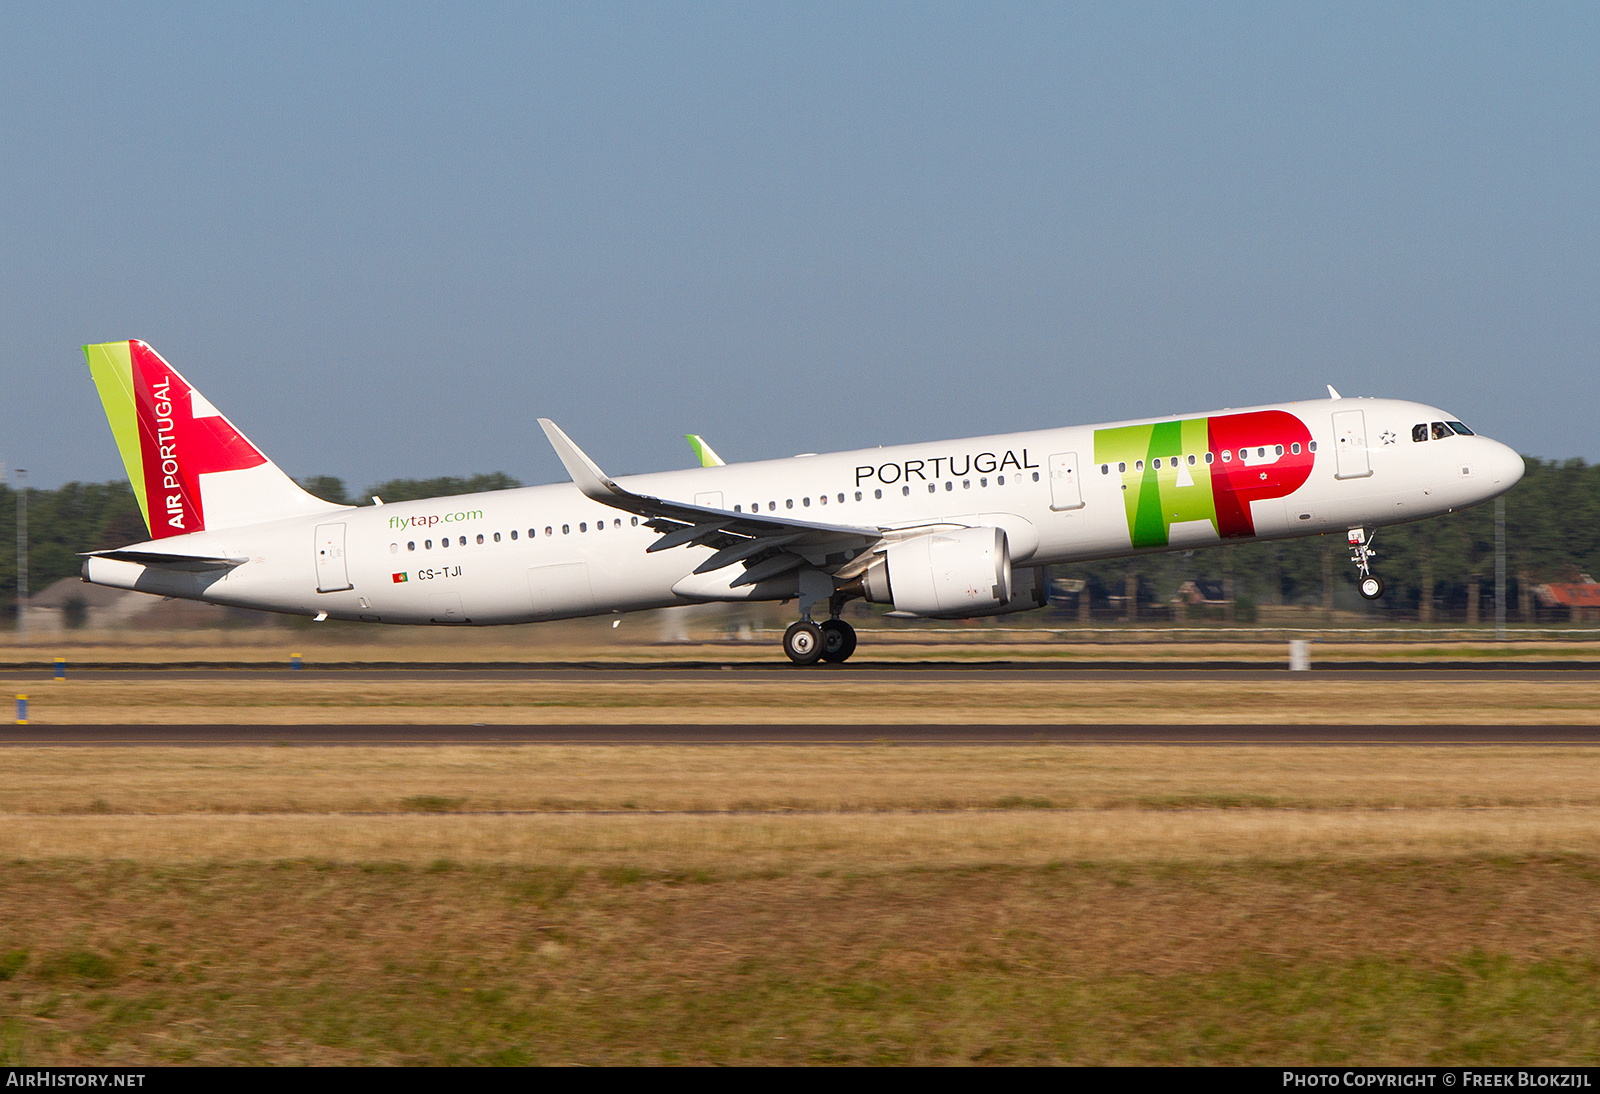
left=863, top=526, right=1012, bottom=616
left=956, top=564, right=1050, bottom=618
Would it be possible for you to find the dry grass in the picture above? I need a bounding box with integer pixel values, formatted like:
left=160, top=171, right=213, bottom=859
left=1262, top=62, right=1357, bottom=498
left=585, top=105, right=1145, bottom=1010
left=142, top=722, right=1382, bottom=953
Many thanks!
left=2, top=858, right=1599, bottom=1064
left=1, top=743, right=1599, bottom=869
left=10, top=675, right=1600, bottom=724
left=2, top=744, right=1598, bottom=815
left=3, top=740, right=1600, bottom=1063
left=3, top=807, right=1600, bottom=870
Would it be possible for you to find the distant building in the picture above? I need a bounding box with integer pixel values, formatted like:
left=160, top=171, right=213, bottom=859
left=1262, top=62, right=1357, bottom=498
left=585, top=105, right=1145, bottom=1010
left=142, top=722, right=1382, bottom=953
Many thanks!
left=22, top=577, right=273, bottom=633
left=1175, top=580, right=1230, bottom=606
left=1530, top=575, right=1600, bottom=623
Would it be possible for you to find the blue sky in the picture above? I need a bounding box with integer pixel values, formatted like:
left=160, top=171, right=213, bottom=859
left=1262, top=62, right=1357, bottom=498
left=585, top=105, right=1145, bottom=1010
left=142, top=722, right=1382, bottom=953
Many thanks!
left=3, top=3, right=1596, bottom=490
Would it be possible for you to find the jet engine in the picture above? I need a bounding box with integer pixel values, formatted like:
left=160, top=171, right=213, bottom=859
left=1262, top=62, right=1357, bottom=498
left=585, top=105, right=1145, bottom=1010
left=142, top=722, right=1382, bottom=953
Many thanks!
left=862, top=526, right=1012, bottom=617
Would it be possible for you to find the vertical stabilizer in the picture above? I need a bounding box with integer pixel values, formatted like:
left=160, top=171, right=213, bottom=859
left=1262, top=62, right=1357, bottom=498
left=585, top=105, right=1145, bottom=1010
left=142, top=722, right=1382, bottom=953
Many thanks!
left=84, top=340, right=345, bottom=539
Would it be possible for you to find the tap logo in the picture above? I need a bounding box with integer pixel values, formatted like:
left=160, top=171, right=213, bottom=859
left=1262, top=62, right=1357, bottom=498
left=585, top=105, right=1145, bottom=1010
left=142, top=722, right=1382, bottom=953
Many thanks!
left=1093, top=410, right=1315, bottom=548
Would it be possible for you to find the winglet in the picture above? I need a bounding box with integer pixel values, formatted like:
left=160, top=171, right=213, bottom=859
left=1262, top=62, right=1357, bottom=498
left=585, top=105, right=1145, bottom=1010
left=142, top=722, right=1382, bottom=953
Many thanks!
left=1326, top=384, right=1342, bottom=400
left=538, top=419, right=625, bottom=502
left=686, top=434, right=725, bottom=467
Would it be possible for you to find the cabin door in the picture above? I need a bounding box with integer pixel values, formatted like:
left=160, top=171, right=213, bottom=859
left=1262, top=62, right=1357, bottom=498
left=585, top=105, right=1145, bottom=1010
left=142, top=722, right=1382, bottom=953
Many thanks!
left=314, top=523, right=353, bottom=592
left=1332, top=410, right=1373, bottom=480
left=1049, top=453, right=1084, bottom=511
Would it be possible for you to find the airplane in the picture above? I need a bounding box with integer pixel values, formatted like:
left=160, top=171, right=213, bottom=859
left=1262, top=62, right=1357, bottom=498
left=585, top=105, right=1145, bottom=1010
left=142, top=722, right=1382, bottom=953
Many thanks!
left=79, top=339, right=1524, bottom=663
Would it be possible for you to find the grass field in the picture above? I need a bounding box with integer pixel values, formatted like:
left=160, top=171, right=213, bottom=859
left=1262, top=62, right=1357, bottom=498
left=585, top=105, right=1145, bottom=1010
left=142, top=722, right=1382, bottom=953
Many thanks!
left=7, top=675, right=1600, bottom=725
left=2, top=742, right=1600, bottom=1064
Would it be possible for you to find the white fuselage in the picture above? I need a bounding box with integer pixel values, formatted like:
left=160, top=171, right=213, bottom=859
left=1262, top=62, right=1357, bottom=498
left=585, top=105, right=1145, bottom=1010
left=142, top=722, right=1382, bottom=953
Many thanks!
left=84, top=397, right=1524, bottom=624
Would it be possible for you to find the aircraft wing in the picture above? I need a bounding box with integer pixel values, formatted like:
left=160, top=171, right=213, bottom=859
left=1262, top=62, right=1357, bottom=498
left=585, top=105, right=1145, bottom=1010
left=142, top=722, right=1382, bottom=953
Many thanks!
left=539, top=418, right=888, bottom=585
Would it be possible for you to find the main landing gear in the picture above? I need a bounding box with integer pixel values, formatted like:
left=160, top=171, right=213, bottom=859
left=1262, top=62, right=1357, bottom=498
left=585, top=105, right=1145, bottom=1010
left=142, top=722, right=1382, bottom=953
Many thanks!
left=1348, top=528, right=1385, bottom=600
left=783, top=574, right=860, bottom=664
left=782, top=617, right=857, bottom=665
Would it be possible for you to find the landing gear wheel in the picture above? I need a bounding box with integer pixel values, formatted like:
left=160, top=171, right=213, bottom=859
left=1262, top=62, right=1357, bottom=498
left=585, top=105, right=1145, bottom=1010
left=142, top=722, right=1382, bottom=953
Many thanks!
left=1359, top=575, right=1385, bottom=600
left=783, top=621, right=824, bottom=665
left=819, top=619, right=857, bottom=663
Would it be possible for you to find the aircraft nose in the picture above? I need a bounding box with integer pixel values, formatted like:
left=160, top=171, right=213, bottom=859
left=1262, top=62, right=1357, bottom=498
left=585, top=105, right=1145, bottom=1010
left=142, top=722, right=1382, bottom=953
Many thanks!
left=1483, top=439, right=1524, bottom=489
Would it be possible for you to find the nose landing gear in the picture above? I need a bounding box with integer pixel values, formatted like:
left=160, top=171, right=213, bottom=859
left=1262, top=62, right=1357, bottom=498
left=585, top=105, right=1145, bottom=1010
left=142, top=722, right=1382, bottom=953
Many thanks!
left=1348, top=528, right=1385, bottom=600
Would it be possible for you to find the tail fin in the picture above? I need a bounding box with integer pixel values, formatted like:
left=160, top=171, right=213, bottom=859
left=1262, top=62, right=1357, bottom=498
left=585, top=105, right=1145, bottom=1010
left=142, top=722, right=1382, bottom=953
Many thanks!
left=84, top=340, right=345, bottom=539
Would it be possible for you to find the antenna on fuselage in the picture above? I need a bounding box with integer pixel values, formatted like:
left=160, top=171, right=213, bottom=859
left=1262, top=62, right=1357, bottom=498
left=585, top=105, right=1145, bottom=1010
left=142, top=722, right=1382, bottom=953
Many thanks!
left=1327, top=385, right=1343, bottom=400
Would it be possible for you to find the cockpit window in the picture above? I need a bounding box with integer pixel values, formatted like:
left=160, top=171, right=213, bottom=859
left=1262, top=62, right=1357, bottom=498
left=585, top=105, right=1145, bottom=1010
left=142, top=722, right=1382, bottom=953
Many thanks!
left=1431, top=422, right=1451, bottom=440
left=1447, top=421, right=1474, bottom=436
left=1412, top=424, right=1428, bottom=443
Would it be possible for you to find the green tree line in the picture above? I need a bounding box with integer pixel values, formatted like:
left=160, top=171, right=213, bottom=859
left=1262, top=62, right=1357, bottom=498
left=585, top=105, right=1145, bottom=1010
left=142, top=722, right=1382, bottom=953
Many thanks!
left=1, top=460, right=1596, bottom=618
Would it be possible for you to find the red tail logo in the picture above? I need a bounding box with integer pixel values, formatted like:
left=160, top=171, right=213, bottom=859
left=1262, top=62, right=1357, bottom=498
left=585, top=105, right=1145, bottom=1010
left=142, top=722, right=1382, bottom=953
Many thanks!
left=130, top=341, right=267, bottom=537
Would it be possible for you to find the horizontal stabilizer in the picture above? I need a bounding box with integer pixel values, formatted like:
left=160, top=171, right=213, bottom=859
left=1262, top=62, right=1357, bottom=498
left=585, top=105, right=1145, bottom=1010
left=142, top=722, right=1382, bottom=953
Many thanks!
left=82, top=547, right=247, bottom=572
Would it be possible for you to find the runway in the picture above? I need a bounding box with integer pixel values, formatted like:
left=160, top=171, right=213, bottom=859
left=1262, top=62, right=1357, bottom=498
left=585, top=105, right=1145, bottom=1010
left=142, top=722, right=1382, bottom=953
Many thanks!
left=4, top=723, right=1600, bottom=745
left=2, top=660, right=1598, bottom=684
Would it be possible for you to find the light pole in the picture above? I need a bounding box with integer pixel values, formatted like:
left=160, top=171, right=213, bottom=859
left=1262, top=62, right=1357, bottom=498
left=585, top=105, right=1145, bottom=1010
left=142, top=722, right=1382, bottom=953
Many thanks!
left=1494, top=496, right=1506, bottom=642
left=14, top=468, right=25, bottom=645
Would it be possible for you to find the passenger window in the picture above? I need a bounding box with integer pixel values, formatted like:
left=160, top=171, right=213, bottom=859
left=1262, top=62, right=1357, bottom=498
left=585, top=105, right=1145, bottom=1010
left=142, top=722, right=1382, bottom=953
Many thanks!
left=1116, top=463, right=1125, bottom=474
left=1274, top=445, right=1283, bottom=456
left=1101, top=464, right=1110, bottom=475
left=546, top=527, right=553, bottom=536
left=855, top=491, right=863, bottom=501
left=390, top=543, right=398, bottom=554
left=1204, top=453, right=1213, bottom=464
left=459, top=536, right=466, bottom=546
left=1290, top=444, right=1300, bottom=455
left=786, top=499, right=793, bottom=509
left=928, top=483, right=936, bottom=493
left=963, top=480, right=970, bottom=489
left=1309, top=441, right=1317, bottom=452
left=1257, top=448, right=1266, bottom=458
left=579, top=523, right=587, bottom=533
left=1187, top=455, right=1196, bottom=466
left=425, top=539, right=433, bottom=549
left=631, top=517, right=638, bottom=526
left=1432, top=422, right=1450, bottom=440
left=818, top=496, right=825, bottom=505
left=1135, top=461, right=1143, bottom=472
left=1153, top=458, right=1161, bottom=469
left=768, top=502, right=776, bottom=511
left=874, top=489, right=882, bottom=499
left=1031, top=472, right=1040, bottom=482
left=803, top=497, right=810, bottom=507
left=441, top=539, right=449, bottom=549
left=902, top=486, right=910, bottom=496
left=562, top=525, right=569, bottom=534
left=997, top=475, right=1006, bottom=485
left=734, top=505, right=741, bottom=513
left=981, top=477, right=989, bottom=486
left=595, top=520, right=603, bottom=531
left=838, top=494, right=845, bottom=503
left=408, top=541, right=416, bottom=551
left=510, top=531, right=517, bottom=540
left=477, top=534, right=485, bottom=544
left=1221, top=451, right=1231, bottom=462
